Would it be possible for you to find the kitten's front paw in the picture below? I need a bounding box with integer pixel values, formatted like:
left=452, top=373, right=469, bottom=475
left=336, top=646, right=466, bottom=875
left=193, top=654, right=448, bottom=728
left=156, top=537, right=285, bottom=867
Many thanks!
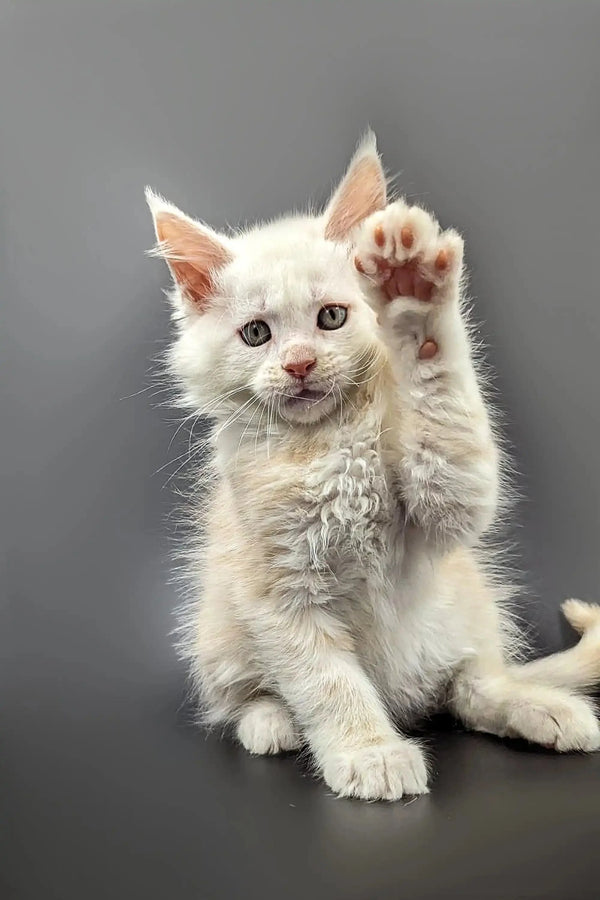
left=237, top=698, right=300, bottom=755
left=355, top=200, right=463, bottom=303
left=355, top=202, right=463, bottom=359
left=322, top=739, right=429, bottom=801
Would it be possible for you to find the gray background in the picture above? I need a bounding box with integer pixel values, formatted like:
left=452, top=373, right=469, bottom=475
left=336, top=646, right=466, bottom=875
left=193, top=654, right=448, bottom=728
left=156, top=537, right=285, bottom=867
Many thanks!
left=2, top=2, right=600, bottom=898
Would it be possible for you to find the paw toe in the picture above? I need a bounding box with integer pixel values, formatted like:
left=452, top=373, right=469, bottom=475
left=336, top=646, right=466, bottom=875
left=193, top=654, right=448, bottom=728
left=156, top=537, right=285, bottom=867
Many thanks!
left=435, top=249, right=449, bottom=271
left=400, top=225, right=414, bottom=249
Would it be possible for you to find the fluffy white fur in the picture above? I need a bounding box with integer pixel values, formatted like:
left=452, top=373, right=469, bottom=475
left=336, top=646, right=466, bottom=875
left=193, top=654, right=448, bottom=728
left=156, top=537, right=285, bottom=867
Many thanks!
left=147, top=132, right=600, bottom=801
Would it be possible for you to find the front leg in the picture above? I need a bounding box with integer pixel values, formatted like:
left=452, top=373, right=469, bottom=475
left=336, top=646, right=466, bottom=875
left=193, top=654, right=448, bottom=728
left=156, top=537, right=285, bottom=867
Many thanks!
left=251, top=600, right=429, bottom=801
left=355, top=201, right=499, bottom=551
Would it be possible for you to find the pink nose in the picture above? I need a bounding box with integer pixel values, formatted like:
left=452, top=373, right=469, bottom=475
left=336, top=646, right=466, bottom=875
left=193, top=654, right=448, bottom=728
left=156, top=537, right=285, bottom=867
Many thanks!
left=283, top=357, right=316, bottom=378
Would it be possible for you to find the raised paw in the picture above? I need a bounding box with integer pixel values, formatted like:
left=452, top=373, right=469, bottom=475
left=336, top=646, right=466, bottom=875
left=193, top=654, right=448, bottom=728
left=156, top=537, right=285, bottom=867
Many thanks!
left=237, top=697, right=300, bottom=755
left=321, top=739, right=429, bottom=801
left=354, top=201, right=463, bottom=306
left=505, top=692, right=600, bottom=753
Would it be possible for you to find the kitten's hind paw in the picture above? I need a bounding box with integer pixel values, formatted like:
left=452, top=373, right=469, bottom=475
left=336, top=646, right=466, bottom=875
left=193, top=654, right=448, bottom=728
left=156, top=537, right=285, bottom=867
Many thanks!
left=505, top=692, right=600, bottom=753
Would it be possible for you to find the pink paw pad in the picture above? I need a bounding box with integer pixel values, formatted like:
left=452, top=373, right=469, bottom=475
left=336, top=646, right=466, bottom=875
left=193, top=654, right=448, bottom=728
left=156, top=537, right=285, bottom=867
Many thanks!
left=418, top=339, right=438, bottom=360
left=354, top=203, right=463, bottom=307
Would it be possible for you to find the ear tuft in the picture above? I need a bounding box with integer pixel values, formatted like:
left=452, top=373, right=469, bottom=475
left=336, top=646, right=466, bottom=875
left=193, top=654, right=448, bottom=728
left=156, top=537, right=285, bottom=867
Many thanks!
left=324, top=131, right=387, bottom=242
left=145, top=188, right=232, bottom=310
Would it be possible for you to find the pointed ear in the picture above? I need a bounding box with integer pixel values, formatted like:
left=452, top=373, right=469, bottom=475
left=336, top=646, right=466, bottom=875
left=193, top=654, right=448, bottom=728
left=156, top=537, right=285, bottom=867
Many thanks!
left=324, top=130, right=387, bottom=242
left=145, top=189, right=232, bottom=310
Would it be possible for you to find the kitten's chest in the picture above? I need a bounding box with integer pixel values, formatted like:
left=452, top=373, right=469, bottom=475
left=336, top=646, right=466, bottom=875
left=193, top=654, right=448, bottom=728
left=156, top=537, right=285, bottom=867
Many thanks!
left=300, top=423, right=398, bottom=567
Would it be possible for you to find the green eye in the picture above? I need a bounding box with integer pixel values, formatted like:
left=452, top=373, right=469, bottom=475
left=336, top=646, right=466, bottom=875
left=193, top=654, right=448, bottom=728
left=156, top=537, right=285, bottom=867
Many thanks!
left=240, top=320, right=271, bottom=347
left=317, top=305, right=347, bottom=331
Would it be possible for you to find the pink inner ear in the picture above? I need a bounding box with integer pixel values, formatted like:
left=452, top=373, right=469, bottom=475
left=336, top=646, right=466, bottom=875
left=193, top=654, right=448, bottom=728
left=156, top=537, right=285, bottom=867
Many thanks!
left=155, top=212, right=231, bottom=309
left=325, top=156, right=386, bottom=242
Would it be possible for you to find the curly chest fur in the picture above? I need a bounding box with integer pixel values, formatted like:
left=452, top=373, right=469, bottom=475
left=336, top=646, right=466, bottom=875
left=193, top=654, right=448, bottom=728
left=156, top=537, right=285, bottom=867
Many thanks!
left=299, top=427, right=398, bottom=572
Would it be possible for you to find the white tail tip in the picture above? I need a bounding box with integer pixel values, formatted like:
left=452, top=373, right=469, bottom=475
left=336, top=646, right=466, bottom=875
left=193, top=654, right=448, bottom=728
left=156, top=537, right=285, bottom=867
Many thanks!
left=562, top=599, right=600, bottom=635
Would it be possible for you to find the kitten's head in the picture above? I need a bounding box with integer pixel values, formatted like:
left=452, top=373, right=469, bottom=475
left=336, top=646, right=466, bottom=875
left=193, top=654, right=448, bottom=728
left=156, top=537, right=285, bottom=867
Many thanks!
left=147, top=132, right=387, bottom=428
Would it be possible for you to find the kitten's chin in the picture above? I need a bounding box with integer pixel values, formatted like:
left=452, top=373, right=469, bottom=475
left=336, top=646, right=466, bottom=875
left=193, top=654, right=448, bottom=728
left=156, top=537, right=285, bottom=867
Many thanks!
left=279, top=390, right=338, bottom=425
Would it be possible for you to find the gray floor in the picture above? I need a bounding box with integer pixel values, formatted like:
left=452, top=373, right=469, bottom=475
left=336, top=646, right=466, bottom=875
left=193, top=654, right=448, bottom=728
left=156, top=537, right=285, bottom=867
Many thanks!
left=3, top=2, right=600, bottom=898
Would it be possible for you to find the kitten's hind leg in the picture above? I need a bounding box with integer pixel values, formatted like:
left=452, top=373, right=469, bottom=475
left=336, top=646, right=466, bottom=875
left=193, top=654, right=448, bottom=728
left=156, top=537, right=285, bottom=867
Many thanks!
left=450, top=662, right=600, bottom=752
left=182, top=582, right=301, bottom=753
left=236, top=696, right=300, bottom=755
left=181, top=581, right=267, bottom=730
left=507, top=600, right=600, bottom=691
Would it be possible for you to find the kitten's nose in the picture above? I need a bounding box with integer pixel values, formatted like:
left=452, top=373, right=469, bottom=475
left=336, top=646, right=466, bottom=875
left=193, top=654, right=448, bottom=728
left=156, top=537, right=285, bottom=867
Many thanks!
left=283, top=357, right=316, bottom=378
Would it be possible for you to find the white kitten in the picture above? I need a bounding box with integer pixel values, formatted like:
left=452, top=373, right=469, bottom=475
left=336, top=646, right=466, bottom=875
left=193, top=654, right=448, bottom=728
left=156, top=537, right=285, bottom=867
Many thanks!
left=147, top=132, right=600, bottom=801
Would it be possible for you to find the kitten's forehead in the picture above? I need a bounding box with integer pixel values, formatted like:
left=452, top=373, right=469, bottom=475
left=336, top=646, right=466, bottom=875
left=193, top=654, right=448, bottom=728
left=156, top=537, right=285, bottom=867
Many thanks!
left=224, top=222, right=356, bottom=315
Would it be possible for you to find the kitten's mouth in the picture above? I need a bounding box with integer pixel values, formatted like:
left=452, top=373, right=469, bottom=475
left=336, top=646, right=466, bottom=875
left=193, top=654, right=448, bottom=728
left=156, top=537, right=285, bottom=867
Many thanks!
left=284, top=387, right=328, bottom=406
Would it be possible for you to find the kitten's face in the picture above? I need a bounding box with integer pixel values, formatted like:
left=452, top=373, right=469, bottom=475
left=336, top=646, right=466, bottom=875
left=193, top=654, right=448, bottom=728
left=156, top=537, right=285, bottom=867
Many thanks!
left=148, top=131, right=388, bottom=430
left=171, top=226, right=382, bottom=426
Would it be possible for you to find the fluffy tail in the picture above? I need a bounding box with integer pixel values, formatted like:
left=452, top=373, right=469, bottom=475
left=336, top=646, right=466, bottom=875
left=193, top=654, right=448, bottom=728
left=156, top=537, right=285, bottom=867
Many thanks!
left=509, top=600, right=600, bottom=691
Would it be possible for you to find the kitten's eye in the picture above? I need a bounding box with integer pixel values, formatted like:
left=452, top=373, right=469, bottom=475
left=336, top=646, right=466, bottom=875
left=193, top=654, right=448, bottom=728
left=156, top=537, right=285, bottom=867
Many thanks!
left=317, top=305, right=347, bottom=331
left=240, top=320, right=271, bottom=347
